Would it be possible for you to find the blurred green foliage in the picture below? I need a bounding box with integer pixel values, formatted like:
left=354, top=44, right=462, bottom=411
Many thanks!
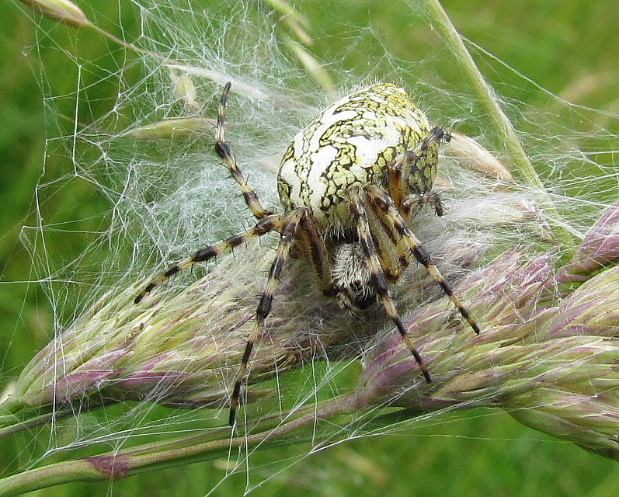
left=1, top=1, right=618, bottom=496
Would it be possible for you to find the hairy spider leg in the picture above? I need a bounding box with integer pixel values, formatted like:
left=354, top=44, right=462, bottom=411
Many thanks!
left=229, top=208, right=306, bottom=426
left=215, top=82, right=274, bottom=220
left=134, top=214, right=284, bottom=303
left=387, top=126, right=447, bottom=216
left=294, top=214, right=334, bottom=291
left=364, top=183, right=480, bottom=335
left=348, top=188, right=431, bottom=383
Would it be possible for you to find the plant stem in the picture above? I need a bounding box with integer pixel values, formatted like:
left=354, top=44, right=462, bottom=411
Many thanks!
left=0, top=394, right=357, bottom=497
left=422, top=0, right=539, bottom=187
left=422, top=0, right=574, bottom=246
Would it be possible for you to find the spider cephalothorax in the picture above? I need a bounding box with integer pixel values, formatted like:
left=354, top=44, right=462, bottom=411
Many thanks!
left=135, top=83, right=479, bottom=426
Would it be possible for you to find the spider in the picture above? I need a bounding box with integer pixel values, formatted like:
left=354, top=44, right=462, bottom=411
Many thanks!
left=135, top=82, right=480, bottom=426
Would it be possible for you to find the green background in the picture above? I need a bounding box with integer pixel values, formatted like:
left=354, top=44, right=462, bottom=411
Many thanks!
left=1, top=0, right=619, bottom=496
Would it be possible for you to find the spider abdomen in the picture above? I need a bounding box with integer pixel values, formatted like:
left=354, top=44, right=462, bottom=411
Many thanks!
left=277, top=83, right=439, bottom=230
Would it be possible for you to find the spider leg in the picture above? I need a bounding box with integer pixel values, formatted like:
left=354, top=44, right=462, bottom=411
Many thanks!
left=134, top=213, right=283, bottom=303
left=402, top=192, right=444, bottom=218
left=387, top=126, right=448, bottom=216
left=295, top=214, right=334, bottom=294
left=215, top=82, right=274, bottom=220
left=229, top=208, right=306, bottom=426
left=348, top=188, right=431, bottom=383
left=386, top=158, right=405, bottom=209
left=365, top=183, right=480, bottom=335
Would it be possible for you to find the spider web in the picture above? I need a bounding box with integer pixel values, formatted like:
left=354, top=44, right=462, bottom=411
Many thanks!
left=3, top=0, right=619, bottom=495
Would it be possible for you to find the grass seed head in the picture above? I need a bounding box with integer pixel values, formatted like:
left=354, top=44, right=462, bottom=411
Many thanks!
left=20, top=0, right=92, bottom=28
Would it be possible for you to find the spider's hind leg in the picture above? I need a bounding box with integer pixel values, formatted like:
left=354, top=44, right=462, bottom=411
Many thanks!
left=215, top=82, right=274, bottom=220
left=134, top=214, right=283, bottom=303
left=387, top=126, right=449, bottom=212
left=402, top=191, right=444, bottom=218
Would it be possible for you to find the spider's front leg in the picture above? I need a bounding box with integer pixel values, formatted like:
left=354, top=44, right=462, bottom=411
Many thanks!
left=229, top=208, right=307, bottom=426
left=348, top=187, right=432, bottom=383
left=364, top=184, right=481, bottom=335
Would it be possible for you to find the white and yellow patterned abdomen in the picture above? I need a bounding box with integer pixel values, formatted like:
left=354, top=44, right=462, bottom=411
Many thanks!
left=277, top=83, right=438, bottom=229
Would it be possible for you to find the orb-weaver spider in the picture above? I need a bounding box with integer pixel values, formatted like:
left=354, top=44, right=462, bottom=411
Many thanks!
left=135, top=82, right=480, bottom=426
